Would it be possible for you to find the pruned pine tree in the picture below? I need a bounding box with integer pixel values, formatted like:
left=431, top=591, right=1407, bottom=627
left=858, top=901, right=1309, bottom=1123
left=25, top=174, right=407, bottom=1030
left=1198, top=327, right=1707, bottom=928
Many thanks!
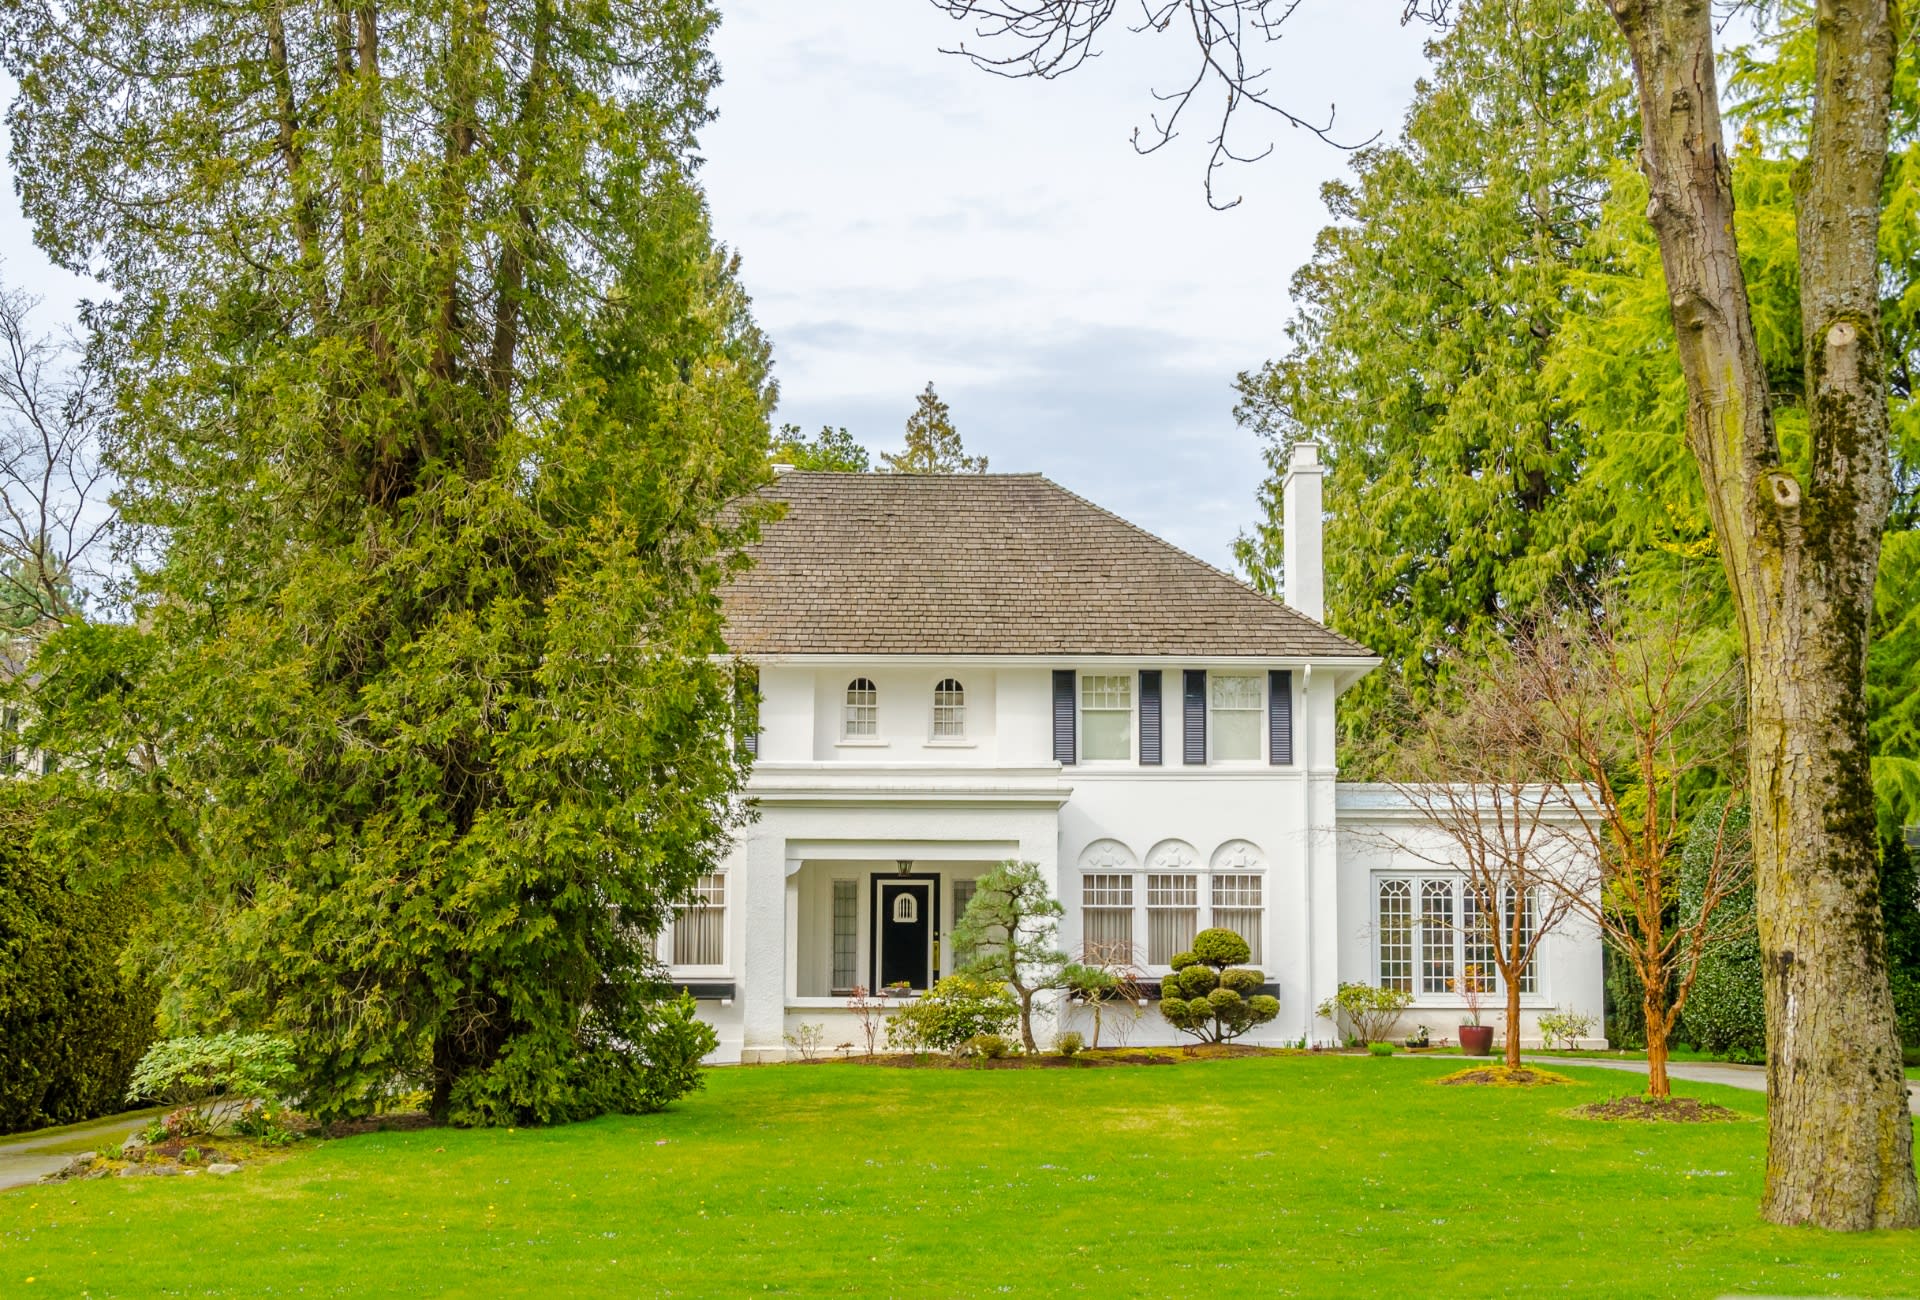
left=2, top=0, right=768, bottom=1126
left=954, top=859, right=1065, bottom=1053
left=880, top=382, right=986, bottom=473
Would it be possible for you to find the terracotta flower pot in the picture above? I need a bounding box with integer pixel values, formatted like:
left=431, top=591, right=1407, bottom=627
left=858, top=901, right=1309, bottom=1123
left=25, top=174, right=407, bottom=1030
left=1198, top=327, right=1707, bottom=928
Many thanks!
left=1459, top=1024, right=1495, bottom=1057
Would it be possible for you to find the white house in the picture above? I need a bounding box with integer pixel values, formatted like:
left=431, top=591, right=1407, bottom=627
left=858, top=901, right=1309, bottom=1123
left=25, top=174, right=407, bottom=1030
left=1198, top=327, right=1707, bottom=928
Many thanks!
left=670, top=446, right=1606, bottom=1060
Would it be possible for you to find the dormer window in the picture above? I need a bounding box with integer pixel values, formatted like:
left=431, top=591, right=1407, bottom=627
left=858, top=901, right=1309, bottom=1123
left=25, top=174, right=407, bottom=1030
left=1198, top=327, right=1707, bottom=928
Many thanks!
left=844, top=678, right=878, bottom=738
left=932, top=678, right=966, bottom=740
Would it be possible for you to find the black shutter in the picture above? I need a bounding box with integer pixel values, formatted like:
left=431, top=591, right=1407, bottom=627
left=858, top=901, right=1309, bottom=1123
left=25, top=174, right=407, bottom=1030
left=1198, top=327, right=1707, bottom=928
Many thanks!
left=1138, top=670, right=1163, bottom=766
left=1182, top=669, right=1207, bottom=765
left=1269, top=669, right=1293, bottom=766
left=1053, top=670, right=1077, bottom=765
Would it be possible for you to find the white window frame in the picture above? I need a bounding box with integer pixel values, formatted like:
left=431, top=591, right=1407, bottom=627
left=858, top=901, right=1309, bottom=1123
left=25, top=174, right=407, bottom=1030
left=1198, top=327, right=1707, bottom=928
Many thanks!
left=1145, top=871, right=1199, bottom=965
left=1081, top=872, right=1136, bottom=964
left=842, top=677, right=879, bottom=741
left=1207, top=672, right=1265, bottom=763
left=1373, top=874, right=1542, bottom=1003
left=668, top=871, right=728, bottom=973
left=1209, top=872, right=1263, bottom=963
left=1078, top=673, right=1134, bottom=763
left=930, top=677, right=967, bottom=742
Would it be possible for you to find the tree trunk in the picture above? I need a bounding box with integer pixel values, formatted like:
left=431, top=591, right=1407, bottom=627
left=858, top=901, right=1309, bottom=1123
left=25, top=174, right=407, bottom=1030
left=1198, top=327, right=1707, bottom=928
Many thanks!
left=1601, top=0, right=1918, bottom=1229
left=1018, top=988, right=1037, bottom=1054
left=1504, top=980, right=1523, bottom=1070
left=1643, top=993, right=1672, bottom=1099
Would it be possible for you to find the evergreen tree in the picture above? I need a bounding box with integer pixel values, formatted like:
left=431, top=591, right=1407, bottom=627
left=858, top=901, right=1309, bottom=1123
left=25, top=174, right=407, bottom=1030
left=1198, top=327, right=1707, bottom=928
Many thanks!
left=881, top=382, right=986, bottom=473
left=3, top=0, right=765, bottom=1125
left=1232, top=0, right=1636, bottom=753
left=771, top=423, right=869, bottom=471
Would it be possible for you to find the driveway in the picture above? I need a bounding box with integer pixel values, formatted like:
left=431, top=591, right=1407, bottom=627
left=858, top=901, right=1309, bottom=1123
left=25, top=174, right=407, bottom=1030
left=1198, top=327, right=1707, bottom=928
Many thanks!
left=0, top=1110, right=162, bottom=1192
left=1519, top=1055, right=1920, bottom=1115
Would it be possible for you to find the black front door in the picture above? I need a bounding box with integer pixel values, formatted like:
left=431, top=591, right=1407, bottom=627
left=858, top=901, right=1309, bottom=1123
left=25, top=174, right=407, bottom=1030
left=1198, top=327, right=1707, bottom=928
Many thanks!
left=876, top=879, right=934, bottom=991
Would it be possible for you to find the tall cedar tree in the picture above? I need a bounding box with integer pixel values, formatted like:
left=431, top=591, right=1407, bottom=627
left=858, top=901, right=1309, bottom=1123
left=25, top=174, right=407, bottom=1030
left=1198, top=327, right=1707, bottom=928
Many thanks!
left=1, top=0, right=772, bottom=1125
left=933, top=0, right=1919, bottom=1228
left=881, top=382, right=987, bottom=473
left=1234, top=0, right=1636, bottom=749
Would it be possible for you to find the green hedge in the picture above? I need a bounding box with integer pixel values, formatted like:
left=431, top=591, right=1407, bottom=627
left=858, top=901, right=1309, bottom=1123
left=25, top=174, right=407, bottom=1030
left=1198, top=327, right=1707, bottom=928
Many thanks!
left=1675, top=796, right=1763, bottom=1062
left=0, top=787, right=156, bottom=1134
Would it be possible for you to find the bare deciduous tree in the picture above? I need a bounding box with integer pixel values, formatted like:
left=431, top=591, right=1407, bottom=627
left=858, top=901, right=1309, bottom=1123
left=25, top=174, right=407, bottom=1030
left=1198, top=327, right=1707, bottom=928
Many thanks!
left=0, top=282, right=111, bottom=630
left=929, top=0, right=1920, bottom=1231
left=1507, top=602, right=1752, bottom=1099
left=1386, top=744, right=1589, bottom=1072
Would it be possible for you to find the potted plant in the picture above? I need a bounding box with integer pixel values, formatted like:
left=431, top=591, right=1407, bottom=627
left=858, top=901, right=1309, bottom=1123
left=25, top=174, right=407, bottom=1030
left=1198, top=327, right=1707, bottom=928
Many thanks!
left=1453, top=965, right=1494, bottom=1056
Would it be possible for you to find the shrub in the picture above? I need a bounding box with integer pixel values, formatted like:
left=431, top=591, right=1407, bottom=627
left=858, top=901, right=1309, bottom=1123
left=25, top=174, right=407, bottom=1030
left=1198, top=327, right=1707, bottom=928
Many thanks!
left=1368, top=1041, right=1396, bottom=1057
left=231, top=1102, right=301, bottom=1147
left=1055, top=1030, right=1085, bottom=1058
left=1537, top=1008, right=1595, bottom=1050
left=960, top=1033, right=1012, bottom=1060
left=0, top=786, right=158, bottom=1135
left=1675, top=798, right=1764, bottom=1062
left=886, top=975, right=1019, bottom=1054
left=127, top=1033, right=297, bottom=1136
left=783, top=1023, right=825, bottom=1062
left=1315, top=982, right=1415, bottom=1047
left=1158, top=932, right=1278, bottom=1044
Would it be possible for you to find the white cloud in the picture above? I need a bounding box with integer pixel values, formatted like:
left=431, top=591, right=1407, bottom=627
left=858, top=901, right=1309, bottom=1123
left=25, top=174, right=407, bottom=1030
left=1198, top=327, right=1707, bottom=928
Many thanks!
left=704, top=0, right=1433, bottom=566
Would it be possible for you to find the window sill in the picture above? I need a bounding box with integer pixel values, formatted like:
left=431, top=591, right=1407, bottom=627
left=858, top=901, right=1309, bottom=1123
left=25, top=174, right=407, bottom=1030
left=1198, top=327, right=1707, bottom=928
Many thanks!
left=834, top=739, right=890, bottom=749
left=925, top=739, right=977, bottom=749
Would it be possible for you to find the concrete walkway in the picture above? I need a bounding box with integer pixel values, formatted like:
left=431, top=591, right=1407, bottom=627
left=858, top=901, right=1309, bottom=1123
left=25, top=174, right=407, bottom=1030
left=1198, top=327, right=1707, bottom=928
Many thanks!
left=0, top=1109, right=163, bottom=1193
left=1518, top=1055, right=1920, bottom=1115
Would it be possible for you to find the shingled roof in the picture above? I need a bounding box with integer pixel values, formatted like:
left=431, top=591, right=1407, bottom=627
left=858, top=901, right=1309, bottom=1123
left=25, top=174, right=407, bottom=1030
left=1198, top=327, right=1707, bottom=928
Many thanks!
left=720, top=471, right=1375, bottom=659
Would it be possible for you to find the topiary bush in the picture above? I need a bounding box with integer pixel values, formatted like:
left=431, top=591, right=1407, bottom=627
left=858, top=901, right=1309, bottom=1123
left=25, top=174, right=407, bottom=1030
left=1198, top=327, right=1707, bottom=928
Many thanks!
left=0, top=786, right=157, bottom=1135
left=1676, top=797, right=1764, bottom=1062
left=1158, top=928, right=1278, bottom=1043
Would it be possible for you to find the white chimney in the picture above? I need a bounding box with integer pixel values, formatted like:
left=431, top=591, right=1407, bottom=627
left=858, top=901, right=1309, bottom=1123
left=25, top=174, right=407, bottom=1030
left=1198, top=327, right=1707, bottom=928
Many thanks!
left=1281, top=441, right=1324, bottom=622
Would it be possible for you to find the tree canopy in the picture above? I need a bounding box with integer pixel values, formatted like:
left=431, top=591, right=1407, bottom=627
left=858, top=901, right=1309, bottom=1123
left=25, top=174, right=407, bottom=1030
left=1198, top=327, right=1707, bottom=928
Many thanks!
left=881, top=382, right=986, bottom=473
left=2, top=0, right=768, bottom=1124
left=771, top=423, right=870, bottom=472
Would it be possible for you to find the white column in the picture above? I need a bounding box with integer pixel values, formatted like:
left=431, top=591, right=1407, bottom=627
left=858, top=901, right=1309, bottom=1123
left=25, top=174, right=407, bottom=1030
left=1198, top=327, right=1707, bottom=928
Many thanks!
left=1282, top=441, right=1325, bottom=623
left=1303, top=667, right=1342, bottom=1043
left=738, top=833, right=790, bottom=1063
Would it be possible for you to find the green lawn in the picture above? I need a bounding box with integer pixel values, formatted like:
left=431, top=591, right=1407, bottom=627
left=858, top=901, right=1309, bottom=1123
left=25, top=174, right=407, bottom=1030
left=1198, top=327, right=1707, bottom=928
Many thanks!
left=5, top=1055, right=1919, bottom=1297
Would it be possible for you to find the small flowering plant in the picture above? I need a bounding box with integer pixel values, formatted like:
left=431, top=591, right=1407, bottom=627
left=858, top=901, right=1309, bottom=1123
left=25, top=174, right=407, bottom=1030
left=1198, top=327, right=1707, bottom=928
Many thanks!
left=1452, top=964, right=1488, bottom=1027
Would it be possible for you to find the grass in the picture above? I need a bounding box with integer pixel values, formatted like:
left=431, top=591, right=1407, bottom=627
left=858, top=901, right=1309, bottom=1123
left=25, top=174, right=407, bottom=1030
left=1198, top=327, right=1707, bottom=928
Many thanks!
left=5, top=1055, right=1920, bottom=1298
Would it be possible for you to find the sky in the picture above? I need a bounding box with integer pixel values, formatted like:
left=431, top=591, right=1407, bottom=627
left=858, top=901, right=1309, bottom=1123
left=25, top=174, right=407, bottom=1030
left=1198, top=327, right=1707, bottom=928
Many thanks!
left=700, top=2, right=1434, bottom=568
left=0, top=2, right=1437, bottom=572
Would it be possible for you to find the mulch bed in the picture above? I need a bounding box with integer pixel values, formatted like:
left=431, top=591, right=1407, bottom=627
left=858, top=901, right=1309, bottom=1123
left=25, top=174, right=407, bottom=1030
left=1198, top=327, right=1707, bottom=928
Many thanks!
left=1570, top=1095, right=1745, bottom=1123
left=1435, top=1065, right=1574, bottom=1087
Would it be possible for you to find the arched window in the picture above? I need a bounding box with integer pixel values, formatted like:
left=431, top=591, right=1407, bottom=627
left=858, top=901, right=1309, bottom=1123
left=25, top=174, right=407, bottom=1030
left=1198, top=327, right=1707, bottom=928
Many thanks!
left=932, top=678, right=965, bottom=739
left=1420, top=880, right=1455, bottom=995
left=844, top=678, right=878, bottom=738
left=1377, top=879, right=1413, bottom=992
